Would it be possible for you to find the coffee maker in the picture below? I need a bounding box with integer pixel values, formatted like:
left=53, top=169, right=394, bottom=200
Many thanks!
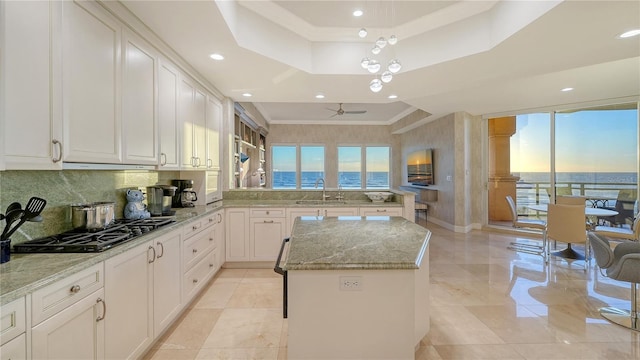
left=171, top=179, right=198, bottom=208
left=147, top=185, right=177, bottom=216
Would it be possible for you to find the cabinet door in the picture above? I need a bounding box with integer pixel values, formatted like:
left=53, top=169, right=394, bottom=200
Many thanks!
left=205, top=96, right=222, bottom=170
left=0, top=333, right=26, bottom=360
left=32, top=289, right=105, bottom=360
left=158, top=61, right=180, bottom=169
left=122, top=30, right=157, bottom=165
left=286, top=208, right=321, bottom=237
left=250, top=217, right=286, bottom=261
left=104, top=241, right=153, bottom=360
left=212, top=211, right=225, bottom=272
left=152, top=231, right=182, bottom=336
left=62, top=0, right=122, bottom=163
left=225, top=208, right=250, bottom=261
left=193, top=88, right=207, bottom=168
left=2, top=0, right=62, bottom=169
left=180, top=78, right=195, bottom=168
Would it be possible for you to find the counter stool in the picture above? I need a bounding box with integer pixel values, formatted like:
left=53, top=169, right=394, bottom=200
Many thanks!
left=415, top=201, right=428, bottom=225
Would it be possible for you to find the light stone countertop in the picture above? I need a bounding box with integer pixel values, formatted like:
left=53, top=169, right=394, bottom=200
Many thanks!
left=0, top=203, right=223, bottom=306
left=222, top=199, right=402, bottom=207
left=283, top=216, right=430, bottom=271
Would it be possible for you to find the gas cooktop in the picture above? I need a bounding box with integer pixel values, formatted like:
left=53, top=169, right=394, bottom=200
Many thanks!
left=13, top=218, right=176, bottom=253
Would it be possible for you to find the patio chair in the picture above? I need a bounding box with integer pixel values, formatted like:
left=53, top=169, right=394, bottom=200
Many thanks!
left=594, top=214, right=640, bottom=242
left=588, top=232, right=640, bottom=331
left=602, top=190, right=638, bottom=227
left=505, top=195, right=548, bottom=262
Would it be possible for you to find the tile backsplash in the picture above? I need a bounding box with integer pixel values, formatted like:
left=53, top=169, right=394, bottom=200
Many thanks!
left=0, top=170, right=178, bottom=244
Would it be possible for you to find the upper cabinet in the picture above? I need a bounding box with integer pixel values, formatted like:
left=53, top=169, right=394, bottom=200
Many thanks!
left=158, top=61, right=181, bottom=170
left=206, top=96, right=222, bottom=170
left=180, top=76, right=207, bottom=169
left=122, top=30, right=158, bottom=165
left=1, top=1, right=63, bottom=170
left=62, top=0, right=122, bottom=164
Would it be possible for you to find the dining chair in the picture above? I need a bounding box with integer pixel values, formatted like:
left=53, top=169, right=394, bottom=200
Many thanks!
left=505, top=195, right=548, bottom=262
left=547, top=203, right=589, bottom=269
left=594, top=214, right=640, bottom=243
left=602, top=190, right=638, bottom=227
left=588, top=232, right=640, bottom=331
left=556, top=195, right=586, bottom=206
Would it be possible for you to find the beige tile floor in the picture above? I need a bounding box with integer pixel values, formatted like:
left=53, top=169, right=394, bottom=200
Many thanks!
left=144, top=223, right=640, bottom=360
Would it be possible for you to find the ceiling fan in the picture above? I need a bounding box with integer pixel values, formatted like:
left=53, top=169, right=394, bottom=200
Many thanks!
left=326, top=103, right=367, bottom=118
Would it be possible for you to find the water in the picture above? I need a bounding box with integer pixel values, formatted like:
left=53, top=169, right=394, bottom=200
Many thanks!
left=272, top=171, right=389, bottom=189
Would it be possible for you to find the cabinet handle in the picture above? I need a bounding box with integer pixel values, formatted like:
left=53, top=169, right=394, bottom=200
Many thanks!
left=193, top=224, right=201, bottom=231
left=193, top=278, right=198, bottom=284
left=217, top=213, right=222, bottom=223
left=193, top=248, right=198, bottom=254
left=207, top=158, right=213, bottom=168
left=52, top=139, right=62, bottom=163
left=377, top=209, right=387, bottom=212
left=156, top=241, right=164, bottom=259
left=69, top=284, right=81, bottom=294
left=96, top=298, right=106, bottom=322
left=324, top=209, right=328, bottom=216
left=148, top=246, right=156, bottom=263
left=196, top=157, right=202, bottom=167
left=263, top=220, right=274, bottom=223
left=191, top=156, right=197, bottom=167
left=160, top=153, right=167, bottom=166
left=317, top=209, right=320, bottom=216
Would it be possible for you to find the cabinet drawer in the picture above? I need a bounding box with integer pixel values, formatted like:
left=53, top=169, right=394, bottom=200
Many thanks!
left=183, top=249, right=216, bottom=302
left=359, top=207, right=404, bottom=217
left=250, top=208, right=285, bottom=218
left=0, top=297, right=26, bottom=346
left=183, top=229, right=215, bottom=271
left=182, top=219, right=204, bottom=238
left=31, top=263, right=104, bottom=326
left=0, top=332, right=26, bottom=359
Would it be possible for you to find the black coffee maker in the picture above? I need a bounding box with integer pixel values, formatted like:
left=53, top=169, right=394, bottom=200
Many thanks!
left=171, top=179, right=198, bottom=208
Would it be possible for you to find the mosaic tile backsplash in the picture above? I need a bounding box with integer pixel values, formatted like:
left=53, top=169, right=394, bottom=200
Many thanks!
left=0, top=170, right=179, bottom=245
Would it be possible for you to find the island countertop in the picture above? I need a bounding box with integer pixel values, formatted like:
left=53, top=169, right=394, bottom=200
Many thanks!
left=283, top=216, right=430, bottom=271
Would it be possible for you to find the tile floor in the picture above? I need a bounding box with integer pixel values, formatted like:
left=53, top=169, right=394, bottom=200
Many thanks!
left=144, top=223, right=640, bottom=360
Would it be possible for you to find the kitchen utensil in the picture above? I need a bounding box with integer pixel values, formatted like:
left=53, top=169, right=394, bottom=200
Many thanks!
left=5, top=202, right=21, bottom=215
left=3, top=197, right=47, bottom=240
left=71, top=202, right=115, bottom=230
left=1, top=209, right=24, bottom=241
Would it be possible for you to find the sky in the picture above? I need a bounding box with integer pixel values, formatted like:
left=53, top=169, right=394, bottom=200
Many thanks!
left=511, top=108, right=638, bottom=173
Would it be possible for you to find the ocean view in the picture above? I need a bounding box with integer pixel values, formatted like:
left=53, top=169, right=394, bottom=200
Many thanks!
left=272, top=171, right=389, bottom=189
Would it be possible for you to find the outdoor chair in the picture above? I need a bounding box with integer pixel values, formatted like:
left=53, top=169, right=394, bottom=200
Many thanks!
left=588, top=232, right=640, bottom=331
left=602, top=190, right=638, bottom=227
left=594, top=214, right=640, bottom=243
left=505, top=195, right=548, bottom=262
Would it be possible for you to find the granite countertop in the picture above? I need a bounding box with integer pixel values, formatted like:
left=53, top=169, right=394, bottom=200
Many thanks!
left=223, top=199, right=403, bottom=207
left=0, top=203, right=223, bottom=306
left=283, top=216, right=430, bottom=271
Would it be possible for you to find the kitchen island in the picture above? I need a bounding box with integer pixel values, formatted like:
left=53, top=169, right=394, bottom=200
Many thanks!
left=283, top=216, right=430, bottom=360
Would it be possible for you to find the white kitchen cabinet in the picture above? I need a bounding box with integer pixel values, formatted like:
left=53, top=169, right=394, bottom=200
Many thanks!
left=182, top=211, right=223, bottom=303
left=180, top=76, right=207, bottom=169
left=30, top=263, right=105, bottom=360
left=206, top=95, right=223, bottom=170
left=206, top=170, right=221, bottom=204
left=62, top=0, right=122, bottom=163
left=250, top=208, right=286, bottom=261
left=286, top=207, right=359, bottom=237
left=104, top=228, right=181, bottom=360
left=0, top=296, right=26, bottom=348
left=359, top=207, right=404, bottom=217
left=32, top=288, right=105, bottom=360
left=0, top=333, right=26, bottom=360
left=122, top=29, right=158, bottom=165
left=158, top=60, right=181, bottom=169
left=2, top=0, right=63, bottom=169
left=225, top=208, right=250, bottom=261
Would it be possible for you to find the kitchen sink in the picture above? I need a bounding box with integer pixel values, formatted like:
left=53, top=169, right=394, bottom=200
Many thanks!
left=295, top=200, right=347, bottom=205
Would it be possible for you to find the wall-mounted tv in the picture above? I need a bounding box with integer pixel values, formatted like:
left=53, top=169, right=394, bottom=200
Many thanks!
left=407, top=148, right=434, bottom=186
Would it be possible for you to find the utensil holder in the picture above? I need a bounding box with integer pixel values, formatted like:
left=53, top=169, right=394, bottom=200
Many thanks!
left=0, top=239, right=10, bottom=264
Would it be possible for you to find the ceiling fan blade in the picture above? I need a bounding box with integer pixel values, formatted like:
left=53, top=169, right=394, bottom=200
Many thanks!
left=344, top=110, right=367, bottom=114
left=325, top=107, right=339, bottom=112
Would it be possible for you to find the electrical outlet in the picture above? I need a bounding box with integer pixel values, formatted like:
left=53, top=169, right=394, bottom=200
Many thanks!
left=339, top=276, right=363, bottom=291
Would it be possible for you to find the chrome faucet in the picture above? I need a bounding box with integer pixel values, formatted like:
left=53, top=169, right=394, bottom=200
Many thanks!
left=314, top=178, right=329, bottom=201
left=336, top=184, right=344, bottom=201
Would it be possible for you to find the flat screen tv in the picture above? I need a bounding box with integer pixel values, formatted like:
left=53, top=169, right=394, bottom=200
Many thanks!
left=407, top=149, right=434, bottom=186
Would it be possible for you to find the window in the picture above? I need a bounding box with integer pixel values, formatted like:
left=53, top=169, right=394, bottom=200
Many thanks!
left=272, top=146, right=296, bottom=189
left=338, top=146, right=362, bottom=189
left=366, top=146, right=390, bottom=189
left=301, top=146, right=325, bottom=189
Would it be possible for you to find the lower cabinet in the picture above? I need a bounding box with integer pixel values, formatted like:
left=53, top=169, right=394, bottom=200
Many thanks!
left=359, top=207, right=404, bottom=217
left=32, top=289, right=105, bottom=360
left=286, top=207, right=359, bottom=237
left=104, top=228, right=181, bottom=360
left=225, top=208, right=250, bottom=261
left=1, top=296, right=27, bottom=360
left=182, top=213, right=220, bottom=304
left=250, top=208, right=286, bottom=261
left=0, top=333, right=26, bottom=360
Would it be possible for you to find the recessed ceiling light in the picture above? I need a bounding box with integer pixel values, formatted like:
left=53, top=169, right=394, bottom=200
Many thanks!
left=242, top=93, right=252, bottom=97
left=388, top=94, right=398, bottom=99
left=315, top=94, right=325, bottom=99
left=618, top=29, right=640, bottom=38
left=353, top=9, right=363, bottom=17
left=209, top=53, right=224, bottom=60
left=561, top=87, right=574, bottom=92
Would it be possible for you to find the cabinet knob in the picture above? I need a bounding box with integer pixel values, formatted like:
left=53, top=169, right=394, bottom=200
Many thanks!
left=209, top=263, right=214, bottom=268
left=209, top=237, right=214, bottom=242
left=209, top=217, right=214, bottom=223
left=193, top=248, right=198, bottom=254
left=70, top=284, right=81, bottom=293
left=193, top=279, right=198, bottom=284
left=193, top=224, right=200, bottom=231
